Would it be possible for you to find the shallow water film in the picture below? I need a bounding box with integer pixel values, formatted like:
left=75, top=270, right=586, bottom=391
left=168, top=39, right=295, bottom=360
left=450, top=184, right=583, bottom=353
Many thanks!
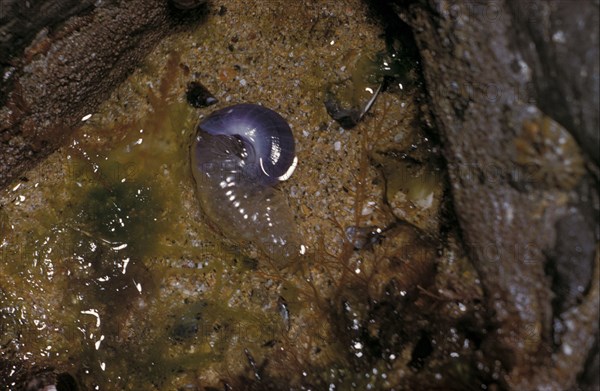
left=1, top=0, right=598, bottom=390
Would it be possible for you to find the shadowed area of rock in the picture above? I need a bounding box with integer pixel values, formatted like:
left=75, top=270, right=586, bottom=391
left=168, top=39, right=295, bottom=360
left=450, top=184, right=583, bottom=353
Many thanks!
left=392, top=0, right=598, bottom=389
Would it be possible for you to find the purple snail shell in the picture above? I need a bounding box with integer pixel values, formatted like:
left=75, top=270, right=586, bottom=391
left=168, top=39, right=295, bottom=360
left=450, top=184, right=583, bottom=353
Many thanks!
left=191, top=104, right=300, bottom=264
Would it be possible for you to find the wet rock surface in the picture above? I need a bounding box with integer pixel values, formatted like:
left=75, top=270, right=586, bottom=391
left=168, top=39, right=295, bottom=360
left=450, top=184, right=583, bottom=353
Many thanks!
left=0, top=0, right=97, bottom=83
left=395, top=0, right=599, bottom=389
left=0, top=0, right=205, bottom=190
left=0, top=0, right=597, bottom=390
left=507, top=0, right=600, bottom=165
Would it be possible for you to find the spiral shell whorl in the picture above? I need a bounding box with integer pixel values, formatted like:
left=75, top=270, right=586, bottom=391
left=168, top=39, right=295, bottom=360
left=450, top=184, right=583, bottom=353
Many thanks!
left=198, top=103, right=296, bottom=185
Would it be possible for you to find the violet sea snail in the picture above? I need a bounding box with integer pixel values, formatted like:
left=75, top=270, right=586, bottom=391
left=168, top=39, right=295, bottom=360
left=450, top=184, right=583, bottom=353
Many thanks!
left=191, top=104, right=301, bottom=264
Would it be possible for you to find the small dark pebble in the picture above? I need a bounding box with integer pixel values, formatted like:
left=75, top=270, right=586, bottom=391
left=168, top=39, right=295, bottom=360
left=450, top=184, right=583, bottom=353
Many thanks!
left=263, top=339, right=277, bottom=347
left=186, top=81, right=218, bottom=108
left=324, top=96, right=361, bottom=129
left=180, top=63, right=190, bottom=76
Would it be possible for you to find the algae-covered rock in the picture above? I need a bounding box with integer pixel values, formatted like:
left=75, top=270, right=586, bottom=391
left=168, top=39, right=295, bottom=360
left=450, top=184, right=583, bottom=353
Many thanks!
left=1, top=0, right=597, bottom=390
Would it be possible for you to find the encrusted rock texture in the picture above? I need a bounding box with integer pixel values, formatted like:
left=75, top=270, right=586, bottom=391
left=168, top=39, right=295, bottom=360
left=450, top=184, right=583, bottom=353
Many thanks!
left=396, top=0, right=599, bottom=389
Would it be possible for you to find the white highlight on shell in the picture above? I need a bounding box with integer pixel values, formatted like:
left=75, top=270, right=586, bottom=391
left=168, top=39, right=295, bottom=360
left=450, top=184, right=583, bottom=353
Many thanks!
left=259, top=157, right=270, bottom=177
left=277, top=156, right=298, bottom=181
left=270, top=135, right=282, bottom=164
left=246, top=127, right=257, bottom=143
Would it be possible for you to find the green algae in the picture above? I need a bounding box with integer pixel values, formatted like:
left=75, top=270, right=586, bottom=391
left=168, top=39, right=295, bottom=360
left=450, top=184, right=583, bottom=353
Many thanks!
left=73, top=179, right=162, bottom=252
left=0, top=1, right=482, bottom=389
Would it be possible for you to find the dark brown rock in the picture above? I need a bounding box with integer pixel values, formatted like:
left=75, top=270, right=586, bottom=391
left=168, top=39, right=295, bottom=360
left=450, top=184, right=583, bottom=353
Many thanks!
left=0, top=1, right=98, bottom=83
left=393, top=0, right=599, bottom=389
left=507, top=0, right=599, bottom=164
left=0, top=0, right=204, bottom=190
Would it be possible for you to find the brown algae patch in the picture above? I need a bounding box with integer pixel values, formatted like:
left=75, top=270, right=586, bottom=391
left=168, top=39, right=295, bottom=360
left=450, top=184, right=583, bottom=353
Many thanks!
left=0, top=0, right=462, bottom=389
